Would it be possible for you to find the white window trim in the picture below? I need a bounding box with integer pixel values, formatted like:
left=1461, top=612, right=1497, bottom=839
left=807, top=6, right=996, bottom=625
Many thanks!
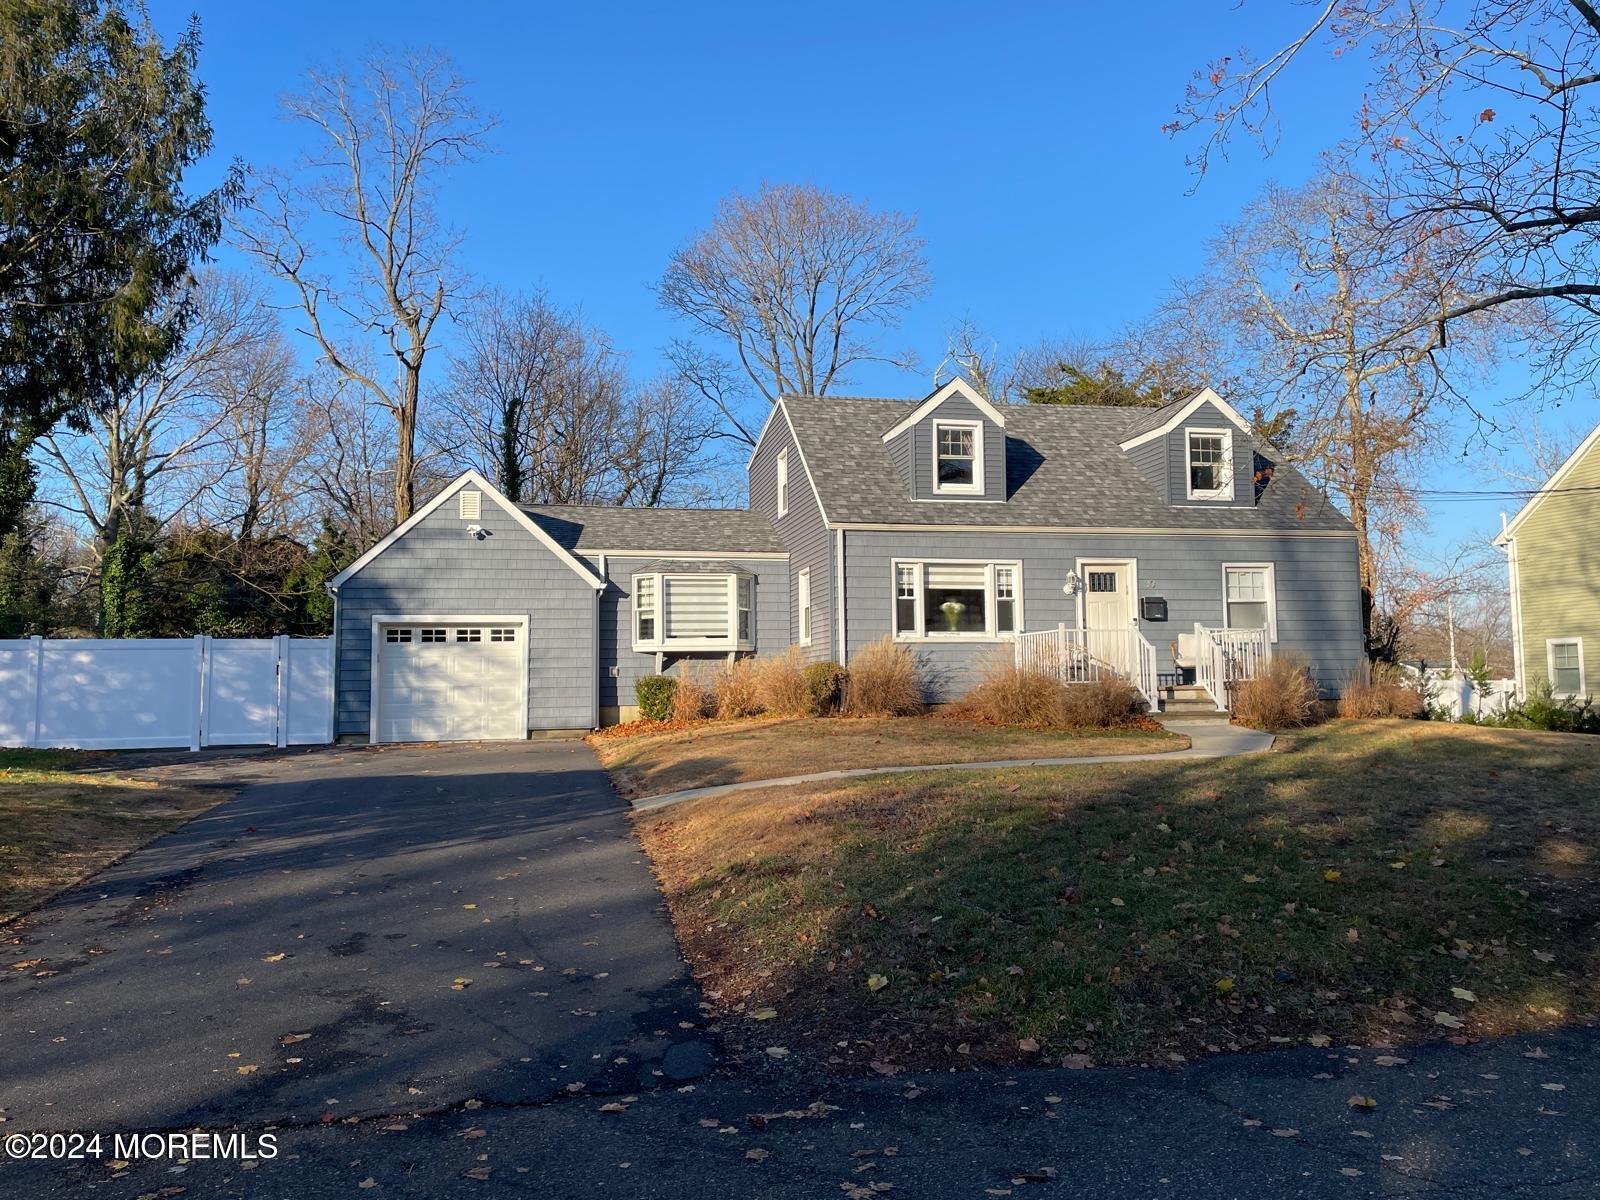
left=368, top=613, right=530, bottom=746
left=1221, top=562, right=1278, bottom=643
left=931, top=419, right=984, bottom=496
left=890, top=559, right=1023, bottom=642
left=798, top=568, right=812, bottom=647
left=629, top=572, right=754, bottom=653
left=1546, top=637, right=1586, bottom=697
left=776, top=448, right=790, bottom=519
left=1186, top=427, right=1235, bottom=502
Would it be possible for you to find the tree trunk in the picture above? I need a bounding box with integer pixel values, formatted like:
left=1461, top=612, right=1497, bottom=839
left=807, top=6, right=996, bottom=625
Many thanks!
left=394, top=366, right=419, bottom=522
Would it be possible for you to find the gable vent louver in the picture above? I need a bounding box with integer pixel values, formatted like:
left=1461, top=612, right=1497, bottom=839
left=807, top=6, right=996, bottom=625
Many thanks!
left=459, top=489, right=482, bottom=521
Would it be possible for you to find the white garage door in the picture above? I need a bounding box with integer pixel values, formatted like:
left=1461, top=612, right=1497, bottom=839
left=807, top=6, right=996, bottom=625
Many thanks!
left=375, top=623, right=525, bottom=743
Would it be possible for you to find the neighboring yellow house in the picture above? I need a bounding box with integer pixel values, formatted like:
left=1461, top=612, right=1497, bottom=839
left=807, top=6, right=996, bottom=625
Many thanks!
left=1495, top=422, right=1600, bottom=699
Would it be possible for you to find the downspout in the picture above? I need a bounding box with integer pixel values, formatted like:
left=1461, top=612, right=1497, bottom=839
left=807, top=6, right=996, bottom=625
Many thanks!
left=324, top=581, right=340, bottom=744
left=594, top=555, right=606, bottom=729
left=835, top=527, right=846, bottom=664
left=1501, top=523, right=1525, bottom=698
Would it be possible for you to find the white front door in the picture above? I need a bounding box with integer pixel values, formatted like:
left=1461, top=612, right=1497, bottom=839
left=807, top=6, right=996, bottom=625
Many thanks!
left=375, top=623, right=525, bottom=743
left=1081, top=563, right=1134, bottom=674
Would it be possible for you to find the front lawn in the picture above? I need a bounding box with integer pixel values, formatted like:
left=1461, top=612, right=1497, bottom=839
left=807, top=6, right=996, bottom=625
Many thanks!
left=636, top=720, right=1600, bottom=1070
left=589, top=715, right=1185, bottom=799
left=0, top=749, right=226, bottom=925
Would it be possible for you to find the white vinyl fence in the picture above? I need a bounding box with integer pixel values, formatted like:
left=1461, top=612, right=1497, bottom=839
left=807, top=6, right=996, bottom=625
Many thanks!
left=0, top=636, right=333, bottom=751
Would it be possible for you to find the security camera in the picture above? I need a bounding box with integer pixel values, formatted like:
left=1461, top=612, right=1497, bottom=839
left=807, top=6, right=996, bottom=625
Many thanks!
left=466, top=524, right=488, bottom=541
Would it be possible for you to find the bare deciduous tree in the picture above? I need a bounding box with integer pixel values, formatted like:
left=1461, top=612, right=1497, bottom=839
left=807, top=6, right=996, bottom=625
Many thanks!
left=656, top=182, right=931, bottom=443
left=234, top=47, right=492, bottom=521
left=1171, top=0, right=1600, bottom=392
left=37, top=270, right=281, bottom=552
left=1167, top=177, right=1496, bottom=638
left=301, top=364, right=398, bottom=552
left=430, top=292, right=714, bottom=506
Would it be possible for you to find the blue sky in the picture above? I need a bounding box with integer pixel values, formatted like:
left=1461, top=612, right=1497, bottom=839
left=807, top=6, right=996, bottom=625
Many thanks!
left=153, top=0, right=1530, bottom=553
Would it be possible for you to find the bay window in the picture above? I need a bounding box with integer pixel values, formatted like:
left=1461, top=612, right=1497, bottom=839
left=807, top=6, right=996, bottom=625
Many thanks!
left=1223, top=563, right=1277, bottom=642
left=631, top=570, right=755, bottom=651
left=892, top=561, right=1022, bottom=640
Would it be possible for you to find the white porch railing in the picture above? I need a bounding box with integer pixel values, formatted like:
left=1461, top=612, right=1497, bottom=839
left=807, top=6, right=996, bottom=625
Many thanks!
left=1192, top=623, right=1272, bottom=711
left=1013, top=625, right=1160, bottom=711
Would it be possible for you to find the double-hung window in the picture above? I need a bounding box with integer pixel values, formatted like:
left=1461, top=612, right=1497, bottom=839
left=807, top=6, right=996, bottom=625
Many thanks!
left=1548, top=639, right=1585, bottom=696
left=1187, top=429, right=1234, bottom=501
left=933, top=421, right=982, bottom=494
left=632, top=571, right=756, bottom=652
left=892, top=561, right=1021, bottom=639
left=1223, top=564, right=1277, bottom=642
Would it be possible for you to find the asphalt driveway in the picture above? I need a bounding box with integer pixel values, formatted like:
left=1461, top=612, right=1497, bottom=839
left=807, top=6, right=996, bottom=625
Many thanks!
left=0, top=741, right=710, bottom=1131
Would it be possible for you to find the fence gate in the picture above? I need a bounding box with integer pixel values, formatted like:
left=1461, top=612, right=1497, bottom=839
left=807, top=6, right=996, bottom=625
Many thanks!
left=0, top=635, right=334, bottom=752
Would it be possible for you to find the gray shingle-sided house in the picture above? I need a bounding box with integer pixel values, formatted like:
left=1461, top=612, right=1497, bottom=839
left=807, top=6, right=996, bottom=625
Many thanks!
left=326, top=380, right=1364, bottom=742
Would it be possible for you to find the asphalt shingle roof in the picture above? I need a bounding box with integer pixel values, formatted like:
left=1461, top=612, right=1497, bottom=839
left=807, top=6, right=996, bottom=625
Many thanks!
left=782, top=395, right=1355, bottom=532
left=520, top=503, right=784, bottom=555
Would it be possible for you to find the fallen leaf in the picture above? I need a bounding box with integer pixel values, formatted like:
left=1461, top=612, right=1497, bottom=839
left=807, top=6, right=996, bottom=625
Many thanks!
left=1018, top=1037, right=1040, bottom=1053
left=280, top=1033, right=311, bottom=1045
left=1347, top=1095, right=1377, bottom=1109
left=867, top=974, right=889, bottom=992
left=1110, top=897, right=1125, bottom=907
left=1340, top=1167, right=1364, bottom=1177
left=1215, top=978, right=1235, bottom=993
left=462, top=904, right=478, bottom=910
left=1533, top=950, right=1556, bottom=963
left=1374, top=1055, right=1407, bottom=1067
left=236, top=1065, right=258, bottom=1076
left=745, top=1148, right=770, bottom=1162
left=460, top=1128, right=486, bottom=1140
left=1323, top=870, right=1342, bottom=883
left=1541, top=1083, right=1566, bottom=1092
left=1451, top=987, right=1478, bottom=1003
left=766, top=1046, right=790, bottom=1058
left=1433, top=1012, right=1464, bottom=1029
left=261, top=953, right=286, bottom=963
left=1270, top=1128, right=1299, bottom=1138
left=452, top=977, right=473, bottom=990
left=1308, top=1034, right=1331, bottom=1048
left=751, top=1008, right=777, bottom=1021
left=357, top=1179, right=377, bottom=1190
left=1061, top=1054, right=1093, bottom=1070
left=462, top=1167, right=491, bottom=1180
left=1241, top=874, right=1261, bottom=884
left=599, top=1101, right=629, bottom=1113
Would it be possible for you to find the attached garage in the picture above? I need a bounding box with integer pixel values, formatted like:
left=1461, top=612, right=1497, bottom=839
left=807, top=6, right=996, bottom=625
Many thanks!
left=371, top=619, right=527, bottom=743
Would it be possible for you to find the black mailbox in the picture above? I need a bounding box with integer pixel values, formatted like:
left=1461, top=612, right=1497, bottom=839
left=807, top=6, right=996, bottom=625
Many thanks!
left=1140, top=596, right=1169, bottom=622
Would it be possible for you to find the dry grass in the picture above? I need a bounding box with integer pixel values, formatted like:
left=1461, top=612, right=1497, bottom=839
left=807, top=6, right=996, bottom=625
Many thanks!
left=752, top=647, right=811, bottom=717
left=0, top=749, right=226, bottom=925
left=958, top=653, right=1150, bottom=730
left=1232, top=655, right=1321, bottom=730
left=842, top=635, right=923, bottom=717
left=636, top=720, right=1600, bottom=1071
left=712, top=657, right=763, bottom=720
left=1339, top=665, right=1426, bottom=719
left=671, top=661, right=713, bottom=722
left=588, top=715, right=1184, bottom=799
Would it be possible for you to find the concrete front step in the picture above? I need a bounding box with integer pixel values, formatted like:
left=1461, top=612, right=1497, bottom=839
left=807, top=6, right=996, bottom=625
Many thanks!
left=1158, top=704, right=1232, bottom=720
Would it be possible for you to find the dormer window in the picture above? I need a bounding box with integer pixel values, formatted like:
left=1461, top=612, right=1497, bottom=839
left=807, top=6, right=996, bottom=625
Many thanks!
left=1187, top=429, right=1234, bottom=501
left=934, top=420, right=983, bottom=495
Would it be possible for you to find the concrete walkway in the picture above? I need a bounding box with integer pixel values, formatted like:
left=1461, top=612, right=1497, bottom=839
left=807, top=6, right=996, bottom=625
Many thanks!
left=630, top=719, right=1274, bottom=811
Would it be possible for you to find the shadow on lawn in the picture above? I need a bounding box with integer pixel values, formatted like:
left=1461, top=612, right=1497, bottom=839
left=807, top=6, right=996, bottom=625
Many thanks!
left=639, top=721, right=1600, bottom=1072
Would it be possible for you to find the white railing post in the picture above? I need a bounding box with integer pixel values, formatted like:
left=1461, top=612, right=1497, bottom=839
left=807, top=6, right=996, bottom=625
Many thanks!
left=29, top=634, right=45, bottom=748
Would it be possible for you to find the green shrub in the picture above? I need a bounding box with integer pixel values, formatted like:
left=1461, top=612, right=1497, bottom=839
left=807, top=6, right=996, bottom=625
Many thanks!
left=634, top=674, right=677, bottom=722
left=803, top=661, right=848, bottom=715
left=1478, top=680, right=1600, bottom=734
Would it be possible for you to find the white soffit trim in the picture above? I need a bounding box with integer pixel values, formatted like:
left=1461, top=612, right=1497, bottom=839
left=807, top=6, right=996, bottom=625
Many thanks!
left=1495, top=421, right=1600, bottom=544
left=328, top=469, right=606, bottom=592
left=1118, top=386, right=1253, bottom=451
left=880, top=377, right=1007, bottom=443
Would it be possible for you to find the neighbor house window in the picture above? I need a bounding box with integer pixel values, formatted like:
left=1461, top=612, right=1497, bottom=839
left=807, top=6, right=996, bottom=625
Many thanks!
left=1187, top=429, right=1234, bottom=500
left=777, top=449, right=790, bottom=518
left=631, top=571, right=755, bottom=652
left=1223, top=564, right=1277, bottom=642
left=892, top=561, right=1022, bottom=639
left=798, top=568, right=812, bottom=646
left=1548, top=638, right=1585, bottom=696
left=933, top=421, right=982, bottom=494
